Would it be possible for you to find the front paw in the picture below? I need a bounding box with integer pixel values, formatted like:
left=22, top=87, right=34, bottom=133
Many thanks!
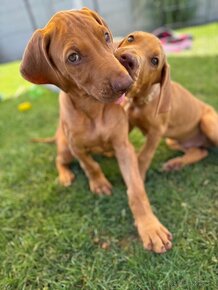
left=163, top=157, right=183, bottom=172
left=89, top=176, right=112, bottom=196
left=136, top=215, right=173, bottom=253
left=59, top=171, right=75, bottom=187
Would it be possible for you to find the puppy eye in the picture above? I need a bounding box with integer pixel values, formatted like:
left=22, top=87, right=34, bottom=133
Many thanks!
left=127, top=35, right=134, bottom=42
left=105, top=32, right=110, bottom=43
left=68, top=53, right=81, bottom=63
left=151, top=57, right=159, bottom=66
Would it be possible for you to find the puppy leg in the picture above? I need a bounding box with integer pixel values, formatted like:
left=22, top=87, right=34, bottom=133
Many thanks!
left=138, top=130, right=162, bottom=181
left=73, top=149, right=112, bottom=195
left=165, top=138, right=184, bottom=151
left=163, top=147, right=208, bottom=171
left=56, top=128, right=75, bottom=187
left=114, top=140, right=172, bottom=253
left=200, top=108, right=218, bottom=146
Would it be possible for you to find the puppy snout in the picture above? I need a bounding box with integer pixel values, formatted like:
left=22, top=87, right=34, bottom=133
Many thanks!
left=110, top=74, right=133, bottom=94
left=119, top=53, right=138, bottom=73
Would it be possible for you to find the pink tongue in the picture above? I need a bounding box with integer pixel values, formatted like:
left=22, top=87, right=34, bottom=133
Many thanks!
left=115, top=93, right=125, bottom=104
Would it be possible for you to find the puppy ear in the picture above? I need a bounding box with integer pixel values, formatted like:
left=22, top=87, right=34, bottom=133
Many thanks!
left=20, top=29, right=61, bottom=87
left=155, top=62, right=171, bottom=115
left=81, top=7, right=111, bottom=30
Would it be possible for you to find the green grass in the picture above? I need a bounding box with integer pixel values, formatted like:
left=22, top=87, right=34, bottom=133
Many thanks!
left=0, top=23, right=218, bottom=289
left=0, top=61, right=32, bottom=100
left=175, top=22, right=218, bottom=57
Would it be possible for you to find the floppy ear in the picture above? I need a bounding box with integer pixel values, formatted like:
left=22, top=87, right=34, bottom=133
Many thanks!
left=155, top=62, right=172, bottom=115
left=20, top=29, right=61, bottom=87
left=81, top=7, right=109, bottom=29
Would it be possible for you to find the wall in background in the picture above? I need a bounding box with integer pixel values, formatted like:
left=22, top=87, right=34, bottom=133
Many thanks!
left=0, top=0, right=217, bottom=62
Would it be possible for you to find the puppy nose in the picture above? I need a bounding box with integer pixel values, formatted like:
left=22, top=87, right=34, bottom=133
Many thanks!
left=111, top=73, right=133, bottom=93
left=119, top=53, right=137, bottom=72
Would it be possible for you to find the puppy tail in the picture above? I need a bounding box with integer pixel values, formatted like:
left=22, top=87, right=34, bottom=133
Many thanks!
left=31, top=136, right=56, bottom=144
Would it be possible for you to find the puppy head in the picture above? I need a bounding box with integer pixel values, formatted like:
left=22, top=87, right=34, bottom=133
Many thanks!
left=20, top=8, right=132, bottom=103
left=115, top=32, right=171, bottom=114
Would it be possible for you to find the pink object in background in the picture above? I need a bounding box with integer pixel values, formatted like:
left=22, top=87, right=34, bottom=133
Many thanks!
left=152, top=27, right=193, bottom=53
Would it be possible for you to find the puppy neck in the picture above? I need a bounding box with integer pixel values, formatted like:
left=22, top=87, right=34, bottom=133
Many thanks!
left=71, top=91, right=104, bottom=117
left=127, top=83, right=160, bottom=107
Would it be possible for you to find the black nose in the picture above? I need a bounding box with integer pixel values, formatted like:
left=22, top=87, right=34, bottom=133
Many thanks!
left=110, top=73, right=133, bottom=94
left=119, top=53, right=137, bottom=72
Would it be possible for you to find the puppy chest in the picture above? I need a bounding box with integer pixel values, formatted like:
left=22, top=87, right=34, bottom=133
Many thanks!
left=129, top=106, right=150, bottom=132
left=63, top=122, right=112, bottom=152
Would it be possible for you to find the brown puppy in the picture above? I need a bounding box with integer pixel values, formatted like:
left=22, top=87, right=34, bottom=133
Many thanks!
left=115, top=31, right=218, bottom=180
left=20, top=9, right=172, bottom=253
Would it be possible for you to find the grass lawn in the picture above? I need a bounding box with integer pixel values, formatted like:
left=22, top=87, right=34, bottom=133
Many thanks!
left=0, top=23, right=218, bottom=289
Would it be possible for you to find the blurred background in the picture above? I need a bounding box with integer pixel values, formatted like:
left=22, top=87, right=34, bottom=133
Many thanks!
left=0, top=0, right=218, bottom=62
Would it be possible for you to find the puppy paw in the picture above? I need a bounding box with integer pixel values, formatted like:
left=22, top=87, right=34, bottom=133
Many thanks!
left=136, top=215, right=173, bottom=253
left=89, top=177, right=112, bottom=196
left=163, top=157, right=183, bottom=172
left=59, top=171, right=75, bottom=187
